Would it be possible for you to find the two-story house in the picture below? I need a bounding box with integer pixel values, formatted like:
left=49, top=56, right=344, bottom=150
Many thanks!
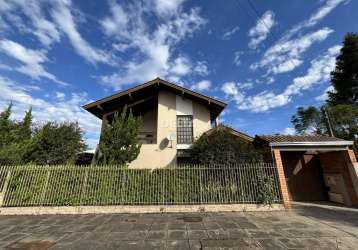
left=83, top=78, right=227, bottom=168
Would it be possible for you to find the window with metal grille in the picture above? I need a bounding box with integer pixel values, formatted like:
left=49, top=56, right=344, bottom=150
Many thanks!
left=177, top=115, right=193, bottom=144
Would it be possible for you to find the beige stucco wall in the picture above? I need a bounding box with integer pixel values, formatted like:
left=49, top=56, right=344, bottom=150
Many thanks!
left=129, top=91, right=177, bottom=168
left=129, top=90, right=211, bottom=169
left=193, top=101, right=211, bottom=140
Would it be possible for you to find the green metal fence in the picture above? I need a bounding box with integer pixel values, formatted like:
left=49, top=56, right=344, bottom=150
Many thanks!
left=0, top=164, right=281, bottom=207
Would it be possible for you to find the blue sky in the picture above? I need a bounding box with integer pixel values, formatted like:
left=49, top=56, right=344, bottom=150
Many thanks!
left=0, top=0, right=357, bottom=148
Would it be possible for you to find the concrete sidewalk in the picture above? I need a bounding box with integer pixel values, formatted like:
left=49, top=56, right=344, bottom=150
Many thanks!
left=0, top=204, right=357, bottom=249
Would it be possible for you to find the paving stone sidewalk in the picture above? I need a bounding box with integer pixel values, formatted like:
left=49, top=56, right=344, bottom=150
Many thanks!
left=0, top=204, right=357, bottom=249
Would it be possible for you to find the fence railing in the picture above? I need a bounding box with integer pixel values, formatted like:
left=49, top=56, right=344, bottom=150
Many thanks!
left=0, top=164, right=282, bottom=207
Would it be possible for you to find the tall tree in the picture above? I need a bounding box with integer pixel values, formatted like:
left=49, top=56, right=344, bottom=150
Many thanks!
left=328, top=33, right=358, bottom=105
left=98, top=107, right=142, bottom=165
left=328, top=104, right=358, bottom=140
left=0, top=103, right=13, bottom=149
left=25, top=122, right=86, bottom=165
left=291, top=105, right=358, bottom=141
left=15, top=107, right=33, bottom=142
left=0, top=105, right=34, bottom=165
left=291, top=106, right=327, bottom=135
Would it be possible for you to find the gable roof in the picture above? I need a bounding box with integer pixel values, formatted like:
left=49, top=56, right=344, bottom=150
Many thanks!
left=204, top=124, right=253, bottom=142
left=83, top=77, right=227, bottom=120
left=255, top=135, right=353, bottom=147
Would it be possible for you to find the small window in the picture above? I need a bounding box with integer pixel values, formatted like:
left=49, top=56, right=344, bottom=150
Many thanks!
left=177, top=115, right=193, bottom=144
left=177, top=149, right=191, bottom=165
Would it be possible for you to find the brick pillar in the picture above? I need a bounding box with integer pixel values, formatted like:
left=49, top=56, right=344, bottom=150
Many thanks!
left=273, top=149, right=291, bottom=209
left=346, top=149, right=358, bottom=206
left=348, top=149, right=357, bottom=163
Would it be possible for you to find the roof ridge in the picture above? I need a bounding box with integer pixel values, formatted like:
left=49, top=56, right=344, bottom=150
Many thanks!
left=83, top=77, right=227, bottom=109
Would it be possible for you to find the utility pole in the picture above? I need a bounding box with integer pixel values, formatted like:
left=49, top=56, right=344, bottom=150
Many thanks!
left=322, top=107, right=334, bottom=137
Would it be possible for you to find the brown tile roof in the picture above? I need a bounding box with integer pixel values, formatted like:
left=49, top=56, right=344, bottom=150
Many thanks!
left=256, top=135, right=349, bottom=143
left=83, top=77, right=227, bottom=120
left=204, top=124, right=253, bottom=142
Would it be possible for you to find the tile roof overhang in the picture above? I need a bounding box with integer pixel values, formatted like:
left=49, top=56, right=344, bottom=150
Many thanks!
left=83, top=77, right=227, bottom=121
left=204, top=124, right=254, bottom=142
left=255, top=135, right=354, bottom=151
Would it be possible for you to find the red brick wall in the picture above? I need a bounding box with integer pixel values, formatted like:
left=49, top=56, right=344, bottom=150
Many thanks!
left=319, top=150, right=358, bottom=207
left=273, top=149, right=291, bottom=209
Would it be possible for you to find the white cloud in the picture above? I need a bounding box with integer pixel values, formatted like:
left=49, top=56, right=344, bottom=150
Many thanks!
left=234, top=51, right=242, bottom=66
left=315, top=86, right=334, bottom=101
left=0, top=0, right=61, bottom=47
left=266, top=77, right=275, bottom=84
left=0, top=76, right=100, bottom=148
left=0, top=0, right=112, bottom=65
left=0, top=39, right=66, bottom=85
left=238, top=82, right=254, bottom=90
left=152, top=0, right=186, bottom=17
left=191, top=80, right=211, bottom=91
left=252, top=27, right=333, bottom=74
left=238, top=91, right=290, bottom=112
left=250, top=0, right=346, bottom=75
left=194, top=61, right=209, bottom=76
left=99, top=2, right=206, bottom=89
left=248, top=10, right=275, bottom=49
left=170, top=56, right=191, bottom=76
left=283, top=45, right=340, bottom=97
left=51, top=0, right=112, bottom=65
left=282, top=127, right=296, bottom=135
left=282, top=0, right=348, bottom=41
left=224, top=45, right=341, bottom=112
left=222, top=26, right=239, bottom=40
left=221, top=81, right=245, bottom=103
left=221, top=82, right=238, bottom=96
left=55, top=92, right=66, bottom=100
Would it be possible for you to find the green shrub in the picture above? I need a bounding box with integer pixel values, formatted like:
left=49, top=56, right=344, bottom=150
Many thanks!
left=189, top=128, right=264, bottom=165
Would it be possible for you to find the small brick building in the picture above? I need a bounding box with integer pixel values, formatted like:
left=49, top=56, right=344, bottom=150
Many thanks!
left=254, top=135, right=358, bottom=208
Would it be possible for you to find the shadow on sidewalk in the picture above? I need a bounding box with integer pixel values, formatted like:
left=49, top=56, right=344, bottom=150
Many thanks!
left=292, top=201, right=358, bottom=228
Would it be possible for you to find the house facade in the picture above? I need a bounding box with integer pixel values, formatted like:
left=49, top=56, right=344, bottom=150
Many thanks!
left=83, top=78, right=226, bottom=168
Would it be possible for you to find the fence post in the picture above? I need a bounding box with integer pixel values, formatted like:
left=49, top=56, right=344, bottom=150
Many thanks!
left=199, top=167, right=203, bottom=204
left=40, top=168, right=51, bottom=206
left=0, top=169, right=12, bottom=207
left=80, top=168, right=89, bottom=205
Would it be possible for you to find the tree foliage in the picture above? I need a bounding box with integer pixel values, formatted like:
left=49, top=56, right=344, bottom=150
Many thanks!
left=291, top=106, right=327, bottom=135
left=25, top=122, right=85, bottom=165
left=328, top=104, right=358, bottom=140
left=189, top=127, right=263, bottom=165
left=98, top=106, right=142, bottom=165
left=328, top=33, right=358, bottom=105
left=0, top=104, right=86, bottom=165
left=291, top=105, right=358, bottom=141
left=0, top=103, right=14, bottom=149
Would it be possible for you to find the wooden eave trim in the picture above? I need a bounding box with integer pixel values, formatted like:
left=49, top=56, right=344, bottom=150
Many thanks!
left=157, top=79, right=226, bottom=107
left=103, top=95, right=156, bottom=117
left=82, top=78, right=227, bottom=110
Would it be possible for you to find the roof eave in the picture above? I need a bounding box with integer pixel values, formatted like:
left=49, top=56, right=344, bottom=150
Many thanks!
left=269, top=141, right=354, bottom=147
left=82, top=78, right=227, bottom=111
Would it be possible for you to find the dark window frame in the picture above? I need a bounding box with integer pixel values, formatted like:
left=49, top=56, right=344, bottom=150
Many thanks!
left=177, top=115, right=193, bottom=144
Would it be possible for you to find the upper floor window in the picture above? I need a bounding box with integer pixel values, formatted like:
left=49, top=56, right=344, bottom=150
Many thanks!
left=177, top=115, right=193, bottom=144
